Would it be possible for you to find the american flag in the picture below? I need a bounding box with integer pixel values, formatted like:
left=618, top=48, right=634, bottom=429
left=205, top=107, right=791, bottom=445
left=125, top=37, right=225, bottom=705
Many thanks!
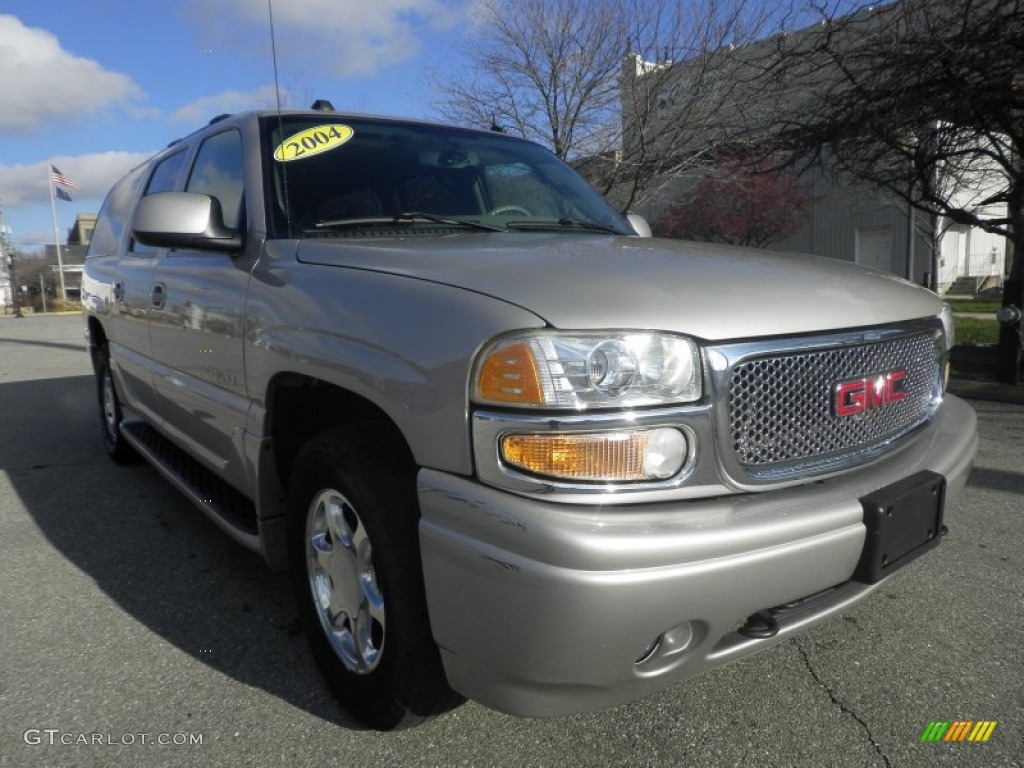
left=50, top=164, right=80, bottom=190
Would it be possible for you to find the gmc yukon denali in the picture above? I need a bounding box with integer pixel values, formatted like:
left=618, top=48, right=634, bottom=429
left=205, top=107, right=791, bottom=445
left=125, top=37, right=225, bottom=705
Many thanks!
left=82, top=103, right=977, bottom=729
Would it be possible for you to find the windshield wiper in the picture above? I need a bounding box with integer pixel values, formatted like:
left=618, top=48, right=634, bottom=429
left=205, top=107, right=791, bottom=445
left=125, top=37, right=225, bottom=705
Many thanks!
left=315, top=212, right=503, bottom=232
left=503, top=218, right=622, bottom=234
left=399, top=212, right=504, bottom=231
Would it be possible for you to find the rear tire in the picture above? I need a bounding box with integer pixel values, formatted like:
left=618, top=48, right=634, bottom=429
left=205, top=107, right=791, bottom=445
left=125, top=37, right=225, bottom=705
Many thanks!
left=96, top=347, right=139, bottom=464
left=287, top=425, right=461, bottom=730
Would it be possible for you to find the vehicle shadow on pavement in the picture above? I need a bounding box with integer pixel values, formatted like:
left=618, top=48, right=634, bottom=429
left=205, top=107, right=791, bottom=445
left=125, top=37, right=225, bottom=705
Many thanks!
left=0, top=374, right=366, bottom=731
left=0, top=336, right=89, bottom=352
left=965, top=466, right=1024, bottom=493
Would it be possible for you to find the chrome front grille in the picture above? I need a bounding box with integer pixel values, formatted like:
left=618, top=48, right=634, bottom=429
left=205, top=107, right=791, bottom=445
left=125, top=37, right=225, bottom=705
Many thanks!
left=719, top=327, right=942, bottom=481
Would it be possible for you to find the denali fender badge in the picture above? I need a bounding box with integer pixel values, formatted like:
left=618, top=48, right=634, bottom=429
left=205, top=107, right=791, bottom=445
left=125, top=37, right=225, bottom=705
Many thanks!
left=833, top=370, right=908, bottom=417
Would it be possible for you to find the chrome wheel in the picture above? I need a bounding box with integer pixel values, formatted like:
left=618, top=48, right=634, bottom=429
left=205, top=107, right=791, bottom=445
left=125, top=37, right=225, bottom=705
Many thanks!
left=305, top=488, right=385, bottom=674
left=96, top=348, right=137, bottom=464
left=288, top=427, right=461, bottom=728
left=102, top=370, right=118, bottom=441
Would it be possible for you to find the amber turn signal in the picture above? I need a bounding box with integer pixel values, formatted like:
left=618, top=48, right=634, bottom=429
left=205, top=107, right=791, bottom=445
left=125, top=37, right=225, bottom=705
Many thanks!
left=500, top=428, right=687, bottom=482
left=475, top=341, right=544, bottom=405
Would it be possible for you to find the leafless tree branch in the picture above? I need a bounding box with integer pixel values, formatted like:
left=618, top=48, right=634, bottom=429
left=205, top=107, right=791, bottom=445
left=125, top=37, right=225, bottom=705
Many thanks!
left=430, top=0, right=787, bottom=210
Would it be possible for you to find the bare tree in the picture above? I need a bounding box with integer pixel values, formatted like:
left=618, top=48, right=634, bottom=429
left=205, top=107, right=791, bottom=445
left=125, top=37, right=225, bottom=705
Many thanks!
left=653, top=159, right=811, bottom=246
left=6, top=251, right=53, bottom=311
left=432, top=0, right=786, bottom=210
left=754, top=0, right=1024, bottom=381
left=435, top=0, right=624, bottom=159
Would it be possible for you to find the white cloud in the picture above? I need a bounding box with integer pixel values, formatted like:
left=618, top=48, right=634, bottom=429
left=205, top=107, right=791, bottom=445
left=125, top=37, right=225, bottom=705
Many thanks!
left=0, top=15, right=145, bottom=133
left=184, top=0, right=464, bottom=77
left=171, top=85, right=287, bottom=123
left=0, top=152, right=153, bottom=208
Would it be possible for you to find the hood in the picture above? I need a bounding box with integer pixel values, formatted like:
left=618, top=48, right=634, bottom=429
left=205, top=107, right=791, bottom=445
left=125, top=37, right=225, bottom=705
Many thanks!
left=296, top=233, right=944, bottom=341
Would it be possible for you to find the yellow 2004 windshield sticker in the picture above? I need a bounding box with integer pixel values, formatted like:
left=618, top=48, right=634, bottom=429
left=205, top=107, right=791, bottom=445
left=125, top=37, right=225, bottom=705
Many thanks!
left=274, top=124, right=354, bottom=162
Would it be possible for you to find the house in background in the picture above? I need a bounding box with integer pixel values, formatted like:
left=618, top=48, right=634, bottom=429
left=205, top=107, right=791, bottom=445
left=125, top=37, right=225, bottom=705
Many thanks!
left=767, top=148, right=1008, bottom=294
left=68, top=213, right=98, bottom=249
left=937, top=221, right=1006, bottom=296
left=41, top=213, right=97, bottom=299
left=934, top=161, right=1008, bottom=295
left=617, top=35, right=1010, bottom=297
left=767, top=165, right=936, bottom=286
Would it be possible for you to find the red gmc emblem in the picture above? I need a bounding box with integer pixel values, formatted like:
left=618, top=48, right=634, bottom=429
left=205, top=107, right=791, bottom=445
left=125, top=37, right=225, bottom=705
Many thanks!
left=833, top=370, right=908, bottom=417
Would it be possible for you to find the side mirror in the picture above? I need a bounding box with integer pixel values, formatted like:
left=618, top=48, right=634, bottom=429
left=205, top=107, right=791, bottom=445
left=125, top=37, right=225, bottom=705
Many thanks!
left=133, top=192, right=243, bottom=253
left=627, top=214, right=652, bottom=238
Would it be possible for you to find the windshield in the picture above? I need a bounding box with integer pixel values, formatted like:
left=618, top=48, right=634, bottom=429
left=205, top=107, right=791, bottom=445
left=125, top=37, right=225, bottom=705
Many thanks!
left=262, top=116, right=632, bottom=237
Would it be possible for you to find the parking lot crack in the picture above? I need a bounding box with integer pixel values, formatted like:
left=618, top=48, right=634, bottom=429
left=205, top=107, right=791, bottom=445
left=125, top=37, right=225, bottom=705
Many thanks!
left=794, top=638, right=891, bottom=768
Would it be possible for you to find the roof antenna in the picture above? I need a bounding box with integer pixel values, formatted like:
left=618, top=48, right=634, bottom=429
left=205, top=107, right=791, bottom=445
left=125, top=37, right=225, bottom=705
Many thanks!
left=268, top=0, right=293, bottom=237
left=489, top=113, right=505, bottom=133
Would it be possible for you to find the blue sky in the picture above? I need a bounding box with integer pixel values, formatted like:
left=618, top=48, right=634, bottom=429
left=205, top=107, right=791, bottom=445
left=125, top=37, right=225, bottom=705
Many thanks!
left=0, top=0, right=472, bottom=253
left=1, top=0, right=859, bottom=255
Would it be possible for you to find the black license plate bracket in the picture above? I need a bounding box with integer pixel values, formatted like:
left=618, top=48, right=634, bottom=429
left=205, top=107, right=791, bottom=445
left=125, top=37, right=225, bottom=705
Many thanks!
left=854, top=470, right=946, bottom=584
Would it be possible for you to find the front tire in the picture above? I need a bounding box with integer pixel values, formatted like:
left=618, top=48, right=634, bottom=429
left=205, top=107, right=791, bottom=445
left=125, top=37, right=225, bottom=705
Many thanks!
left=287, top=426, right=461, bottom=729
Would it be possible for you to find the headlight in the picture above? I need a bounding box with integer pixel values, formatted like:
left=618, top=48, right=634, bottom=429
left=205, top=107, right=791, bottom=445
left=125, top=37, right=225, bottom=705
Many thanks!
left=939, top=303, right=955, bottom=350
left=474, top=331, right=702, bottom=409
left=938, top=303, right=955, bottom=391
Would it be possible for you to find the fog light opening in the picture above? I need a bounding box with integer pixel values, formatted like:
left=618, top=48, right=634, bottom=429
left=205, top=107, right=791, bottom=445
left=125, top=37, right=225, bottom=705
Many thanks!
left=635, top=621, right=695, bottom=667
left=643, top=428, right=688, bottom=480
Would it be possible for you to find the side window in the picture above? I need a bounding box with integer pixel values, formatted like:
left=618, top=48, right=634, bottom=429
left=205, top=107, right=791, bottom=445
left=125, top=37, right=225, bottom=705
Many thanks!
left=186, top=130, right=244, bottom=230
left=130, top=150, right=188, bottom=253
left=86, top=165, right=145, bottom=259
left=144, top=150, right=188, bottom=195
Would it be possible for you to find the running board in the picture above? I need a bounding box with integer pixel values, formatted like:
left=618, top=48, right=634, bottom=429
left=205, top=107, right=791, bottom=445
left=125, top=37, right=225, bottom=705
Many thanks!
left=120, top=420, right=262, bottom=554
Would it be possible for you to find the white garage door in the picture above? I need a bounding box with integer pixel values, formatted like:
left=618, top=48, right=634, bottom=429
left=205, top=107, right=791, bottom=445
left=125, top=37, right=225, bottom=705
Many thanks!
left=856, top=225, right=892, bottom=273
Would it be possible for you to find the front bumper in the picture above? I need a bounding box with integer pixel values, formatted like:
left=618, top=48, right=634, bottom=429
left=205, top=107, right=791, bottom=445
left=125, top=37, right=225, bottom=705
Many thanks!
left=417, top=395, right=976, bottom=717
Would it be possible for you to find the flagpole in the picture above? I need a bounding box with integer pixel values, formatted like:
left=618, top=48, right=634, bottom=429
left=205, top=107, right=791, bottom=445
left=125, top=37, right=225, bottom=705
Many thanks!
left=47, top=160, right=67, bottom=301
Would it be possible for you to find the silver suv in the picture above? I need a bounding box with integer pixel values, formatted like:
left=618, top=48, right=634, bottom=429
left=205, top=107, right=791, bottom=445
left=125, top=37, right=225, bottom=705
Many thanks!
left=82, top=103, right=977, bottom=729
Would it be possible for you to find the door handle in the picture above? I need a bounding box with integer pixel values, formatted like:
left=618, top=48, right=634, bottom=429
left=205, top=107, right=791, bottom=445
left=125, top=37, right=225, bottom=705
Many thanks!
left=112, top=281, right=125, bottom=303
left=150, top=283, right=166, bottom=309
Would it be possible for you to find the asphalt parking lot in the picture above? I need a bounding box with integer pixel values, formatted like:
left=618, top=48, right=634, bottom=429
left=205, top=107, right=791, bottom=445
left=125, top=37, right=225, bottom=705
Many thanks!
left=1, top=314, right=1021, bottom=767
